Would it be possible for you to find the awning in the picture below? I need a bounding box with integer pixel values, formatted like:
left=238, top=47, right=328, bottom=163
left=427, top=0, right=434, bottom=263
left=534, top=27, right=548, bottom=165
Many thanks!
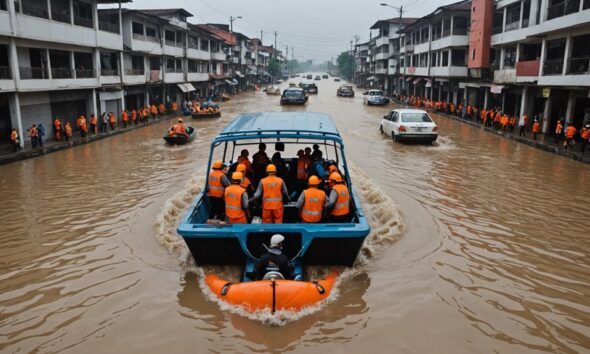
left=425, top=79, right=432, bottom=88
left=260, top=70, right=271, bottom=76
left=225, top=79, right=237, bottom=86
left=258, top=52, right=270, bottom=57
left=247, top=65, right=257, bottom=73
left=405, top=77, right=413, bottom=81
left=366, top=76, right=376, bottom=81
left=185, top=83, right=196, bottom=92
left=177, top=83, right=189, bottom=93
left=235, top=71, right=245, bottom=78
left=232, top=79, right=239, bottom=85
left=412, top=78, right=423, bottom=85
left=490, top=85, right=504, bottom=94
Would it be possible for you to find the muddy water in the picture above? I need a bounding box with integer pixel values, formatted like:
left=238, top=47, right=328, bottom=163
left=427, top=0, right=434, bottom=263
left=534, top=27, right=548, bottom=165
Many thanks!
left=1, top=78, right=590, bottom=354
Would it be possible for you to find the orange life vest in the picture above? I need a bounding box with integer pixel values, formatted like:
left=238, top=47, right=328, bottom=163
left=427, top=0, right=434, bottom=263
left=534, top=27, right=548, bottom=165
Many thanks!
left=173, top=123, right=186, bottom=134
left=90, top=115, right=97, bottom=125
left=65, top=123, right=73, bottom=136
left=555, top=123, right=563, bottom=134
left=330, top=184, right=350, bottom=216
left=565, top=126, right=576, bottom=139
left=10, top=130, right=18, bottom=141
left=28, top=127, right=37, bottom=138
left=132, top=110, right=137, bottom=120
left=261, top=175, right=284, bottom=210
left=54, top=119, right=61, bottom=130
left=296, top=158, right=309, bottom=180
left=237, top=156, right=252, bottom=172
left=581, top=128, right=590, bottom=140
left=532, top=122, right=540, bottom=133
left=301, top=187, right=325, bottom=223
left=109, top=113, right=116, bottom=123
left=208, top=170, right=225, bottom=198
left=240, top=176, right=251, bottom=190
left=224, top=184, right=246, bottom=219
left=122, top=111, right=128, bottom=122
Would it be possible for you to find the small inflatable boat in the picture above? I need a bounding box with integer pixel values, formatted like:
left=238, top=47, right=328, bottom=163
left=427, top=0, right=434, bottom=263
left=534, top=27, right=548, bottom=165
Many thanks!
left=205, top=272, right=337, bottom=312
left=192, top=111, right=221, bottom=119
left=163, top=126, right=195, bottom=145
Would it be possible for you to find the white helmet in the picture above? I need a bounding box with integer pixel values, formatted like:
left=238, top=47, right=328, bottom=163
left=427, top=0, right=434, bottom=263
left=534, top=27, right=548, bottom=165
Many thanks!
left=270, top=234, right=285, bottom=247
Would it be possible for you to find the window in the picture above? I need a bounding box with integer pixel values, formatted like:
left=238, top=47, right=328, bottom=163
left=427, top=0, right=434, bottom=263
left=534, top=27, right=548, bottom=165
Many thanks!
left=419, top=53, right=427, bottom=67
left=503, top=47, right=516, bottom=68
left=451, top=49, right=466, bottom=66
left=505, top=4, right=521, bottom=31
left=211, top=41, right=220, bottom=52
left=131, top=55, right=144, bottom=70
left=472, top=48, right=476, bottom=61
left=452, top=17, right=468, bottom=35
left=433, top=22, right=442, bottom=40
left=420, top=27, right=429, bottom=43
left=166, top=58, right=174, bottom=72
left=431, top=52, right=438, bottom=67
left=522, top=0, right=531, bottom=27
left=200, top=39, right=209, bottom=51
left=0, top=0, right=6, bottom=10
left=569, top=34, right=590, bottom=74
left=73, top=0, right=93, bottom=28
left=401, top=113, right=433, bottom=123
left=175, top=59, right=182, bottom=72
left=146, top=27, right=156, bottom=38
left=442, top=50, right=449, bottom=66
left=492, top=10, right=504, bottom=34
left=443, top=19, right=451, bottom=36
left=176, top=31, right=184, bottom=47
left=21, top=0, right=48, bottom=19
left=189, top=36, right=199, bottom=49
left=165, top=30, right=175, bottom=45
left=51, top=0, right=70, bottom=23
left=132, top=22, right=144, bottom=36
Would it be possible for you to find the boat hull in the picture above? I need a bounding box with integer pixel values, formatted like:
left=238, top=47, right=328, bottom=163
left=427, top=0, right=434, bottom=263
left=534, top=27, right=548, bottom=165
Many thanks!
left=192, top=112, right=221, bottom=119
left=163, top=127, right=195, bottom=145
left=205, top=273, right=337, bottom=312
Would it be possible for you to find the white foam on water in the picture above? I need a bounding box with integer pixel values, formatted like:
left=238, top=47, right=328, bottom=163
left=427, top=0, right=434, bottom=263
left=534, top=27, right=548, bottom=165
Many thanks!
left=155, top=165, right=405, bottom=325
left=431, top=135, right=455, bottom=150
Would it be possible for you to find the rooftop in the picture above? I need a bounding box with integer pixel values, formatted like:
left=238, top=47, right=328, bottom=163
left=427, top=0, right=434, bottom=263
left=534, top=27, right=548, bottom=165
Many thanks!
left=217, top=112, right=341, bottom=141
left=370, top=17, right=419, bottom=30
left=401, top=0, right=472, bottom=32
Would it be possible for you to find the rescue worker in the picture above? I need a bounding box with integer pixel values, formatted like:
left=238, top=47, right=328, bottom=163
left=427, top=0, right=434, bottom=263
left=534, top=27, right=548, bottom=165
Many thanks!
left=78, top=115, right=88, bottom=137
left=171, top=101, right=178, bottom=113
left=28, top=124, right=38, bottom=148
left=255, top=234, right=293, bottom=280
left=311, top=143, right=322, bottom=160
left=224, top=172, right=249, bottom=224
left=295, top=149, right=310, bottom=194
left=237, top=149, right=253, bottom=175
left=170, top=118, right=188, bottom=137
left=108, top=112, right=116, bottom=130
left=509, top=115, right=516, bottom=132
left=564, top=122, right=577, bottom=150
left=150, top=104, right=157, bottom=119
left=251, top=164, right=289, bottom=224
left=90, top=114, right=97, bottom=134
left=53, top=118, right=62, bottom=141
left=236, top=164, right=254, bottom=196
left=10, top=128, right=20, bottom=152
left=64, top=121, right=73, bottom=140
left=158, top=103, right=165, bottom=117
left=532, top=119, right=540, bottom=141
left=307, top=151, right=327, bottom=179
left=580, top=124, right=590, bottom=154
left=131, top=109, right=137, bottom=125
left=297, top=176, right=328, bottom=223
left=518, top=114, right=527, bottom=137
left=208, top=160, right=230, bottom=220
left=122, top=110, right=129, bottom=128
left=327, top=173, right=350, bottom=223
left=555, top=120, right=564, bottom=144
left=252, top=142, right=271, bottom=178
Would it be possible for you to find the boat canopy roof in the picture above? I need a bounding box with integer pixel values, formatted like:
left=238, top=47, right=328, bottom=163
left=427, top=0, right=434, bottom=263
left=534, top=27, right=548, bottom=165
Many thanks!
left=216, top=112, right=341, bottom=143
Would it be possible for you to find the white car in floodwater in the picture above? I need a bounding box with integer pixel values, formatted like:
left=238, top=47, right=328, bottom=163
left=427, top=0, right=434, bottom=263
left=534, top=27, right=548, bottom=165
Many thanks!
left=380, top=109, right=438, bottom=143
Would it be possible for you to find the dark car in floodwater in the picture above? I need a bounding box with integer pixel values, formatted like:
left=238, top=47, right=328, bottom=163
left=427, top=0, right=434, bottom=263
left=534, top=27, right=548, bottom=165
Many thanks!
left=337, top=85, right=355, bottom=97
left=280, top=88, right=308, bottom=105
left=301, top=83, right=318, bottom=94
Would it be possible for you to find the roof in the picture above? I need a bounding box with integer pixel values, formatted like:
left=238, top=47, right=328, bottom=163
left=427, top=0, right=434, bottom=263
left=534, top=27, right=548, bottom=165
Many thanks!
left=195, top=24, right=236, bottom=45
left=401, top=0, right=471, bottom=32
left=135, top=8, right=193, bottom=18
left=393, top=109, right=428, bottom=114
left=217, top=112, right=341, bottom=142
left=370, top=17, right=419, bottom=29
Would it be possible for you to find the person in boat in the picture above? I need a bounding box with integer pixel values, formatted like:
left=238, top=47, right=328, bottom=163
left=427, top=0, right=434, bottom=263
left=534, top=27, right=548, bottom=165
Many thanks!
left=236, top=164, right=254, bottom=196
left=271, top=152, right=287, bottom=179
left=307, top=150, right=328, bottom=180
left=327, top=173, right=350, bottom=223
left=294, top=149, right=310, bottom=195
left=170, top=118, right=189, bottom=138
left=297, top=176, right=329, bottom=223
left=250, top=164, right=289, bottom=224
left=208, top=160, right=230, bottom=220
left=224, top=172, right=250, bottom=224
left=237, top=149, right=254, bottom=176
left=311, top=144, right=322, bottom=160
left=256, top=234, right=293, bottom=280
left=252, top=143, right=271, bottom=178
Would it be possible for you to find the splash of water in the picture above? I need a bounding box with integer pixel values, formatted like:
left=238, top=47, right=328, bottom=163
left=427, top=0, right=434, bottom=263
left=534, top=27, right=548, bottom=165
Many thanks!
left=155, top=165, right=405, bottom=325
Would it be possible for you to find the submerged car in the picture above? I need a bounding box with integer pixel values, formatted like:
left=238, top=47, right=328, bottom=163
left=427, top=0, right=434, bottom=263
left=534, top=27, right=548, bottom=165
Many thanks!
left=334, top=77, right=341, bottom=82
left=322, top=74, right=329, bottom=79
left=280, top=87, right=308, bottom=105
left=380, top=109, right=438, bottom=143
left=306, top=74, right=313, bottom=80
left=301, top=83, right=318, bottom=94
left=363, top=90, right=389, bottom=105
left=314, top=75, right=321, bottom=80
left=337, top=85, right=354, bottom=97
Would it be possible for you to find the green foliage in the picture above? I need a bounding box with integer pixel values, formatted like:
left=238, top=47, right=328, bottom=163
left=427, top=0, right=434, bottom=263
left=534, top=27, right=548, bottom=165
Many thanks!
left=268, top=58, right=282, bottom=77
left=337, top=52, right=354, bottom=80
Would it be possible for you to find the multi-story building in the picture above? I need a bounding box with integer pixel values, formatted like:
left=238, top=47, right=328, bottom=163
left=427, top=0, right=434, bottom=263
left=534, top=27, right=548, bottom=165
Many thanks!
left=354, top=41, right=370, bottom=86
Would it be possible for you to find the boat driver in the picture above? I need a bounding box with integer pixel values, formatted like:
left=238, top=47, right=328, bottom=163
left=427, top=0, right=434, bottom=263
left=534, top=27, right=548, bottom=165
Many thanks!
left=256, top=234, right=293, bottom=280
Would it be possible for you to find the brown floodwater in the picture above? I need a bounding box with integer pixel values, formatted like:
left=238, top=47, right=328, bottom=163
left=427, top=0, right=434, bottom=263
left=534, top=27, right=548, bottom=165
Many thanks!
left=1, top=77, right=589, bottom=354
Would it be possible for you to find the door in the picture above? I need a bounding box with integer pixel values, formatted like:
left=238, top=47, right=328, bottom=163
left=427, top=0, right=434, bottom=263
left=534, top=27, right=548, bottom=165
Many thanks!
left=51, top=99, right=87, bottom=128
left=104, top=99, right=121, bottom=120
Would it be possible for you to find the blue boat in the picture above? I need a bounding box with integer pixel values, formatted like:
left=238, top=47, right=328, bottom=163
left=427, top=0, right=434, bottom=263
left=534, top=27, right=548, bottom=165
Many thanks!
left=177, top=112, right=370, bottom=312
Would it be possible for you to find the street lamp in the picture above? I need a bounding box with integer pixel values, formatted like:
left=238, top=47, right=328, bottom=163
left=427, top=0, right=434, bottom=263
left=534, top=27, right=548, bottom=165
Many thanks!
left=229, top=15, right=242, bottom=35
left=380, top=3, right=404, bottom=95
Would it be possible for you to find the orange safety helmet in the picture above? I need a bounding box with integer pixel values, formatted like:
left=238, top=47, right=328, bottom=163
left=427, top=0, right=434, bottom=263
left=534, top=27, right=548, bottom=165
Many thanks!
left=329, top=172, right=343, bottom=183
left=328, top=165, right=338, bottom=173
left=266, top=164, right=277, bottom=173
left=236, top=164, right=246, bottom=173
left=212, top=160, right=223, bottom=169
left=231, top=172, right=243, bottom=181
left=308, top=175, right=320, bottom=186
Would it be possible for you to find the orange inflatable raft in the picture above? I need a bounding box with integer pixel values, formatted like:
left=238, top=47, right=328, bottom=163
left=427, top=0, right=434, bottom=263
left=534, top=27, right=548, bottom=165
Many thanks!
left=205, top=272, right=338, bottom=312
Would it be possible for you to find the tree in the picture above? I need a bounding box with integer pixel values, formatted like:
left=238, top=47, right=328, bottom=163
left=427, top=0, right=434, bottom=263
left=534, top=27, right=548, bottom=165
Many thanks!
left=337, top=51, right=354, bottom=80
left=268, top=58, right=281, bottom=78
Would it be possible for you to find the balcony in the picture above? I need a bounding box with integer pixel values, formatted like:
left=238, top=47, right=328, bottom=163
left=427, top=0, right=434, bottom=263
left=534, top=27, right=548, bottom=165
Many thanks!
left=15, top=13, right=98, bottom=48
left=73, top=15, right=93, bottom=29
left=547, top=0, right=580, bottom=20
left=376, top=36, right=389, bottom=47
left=0, top=66, right=11, bottom=79
left=493, top=68, right=517, bottom=83
left=75, top=68, right=95, bottom=78
left=19, top=67, right=49, bottom=79
left=164, top=72, right=184, bottom=83
left=375, top=68, right=388, bottom=75
left=99, top=21, right=119, bottom=34
left=233, top=45, right=242, bottom=52
left=187, top=72, right=209, bottom=82
left=101, top=68, right=119, bottom=76
left=516, top=60, right=540, bottom=76
left=504, top=21, right=520, bottom=31
left=130, top=35, right=163, bottom=54
left=123, top=68, right=146, bottom=85
left=567, top=57, right=590, bottom=74
left=375, top=52, right=389, bottom=60
left=187, top=48, right=210, bottom=61
left=430, top=34, right=469, bottom=51
left=543, top=59, right=564, bottom=75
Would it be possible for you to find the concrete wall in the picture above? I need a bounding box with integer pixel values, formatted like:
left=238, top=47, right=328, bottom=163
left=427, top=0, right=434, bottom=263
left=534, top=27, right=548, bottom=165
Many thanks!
left=468, top=0, right=494, bottom=69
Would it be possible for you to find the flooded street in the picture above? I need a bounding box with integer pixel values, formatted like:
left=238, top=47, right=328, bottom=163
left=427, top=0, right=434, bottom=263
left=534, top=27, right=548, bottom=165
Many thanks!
left=1, top=78, right=590, bottom=354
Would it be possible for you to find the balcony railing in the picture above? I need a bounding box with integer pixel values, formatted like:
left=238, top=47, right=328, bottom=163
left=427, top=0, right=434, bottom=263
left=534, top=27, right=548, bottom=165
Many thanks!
left=51, top=67, right=73, bottom=79
left=51, top=10, right=71, bottom=23
left=516, top=60, right=540, bottom=76
left=22, top=4, right=49, bottom=19
left=0, top=66, right=11, bottom=79
left=146, top=35, right=159, bottom=43
left=75, top=68, right=95, bottom=78
left=567, top=57, right=590, bottom=74
left=543, top=59, right=564, bottom=75
left=132, top=33, right=145, bottom=40
left=19, top=67, right=48, bottom=79
left=492, top=25, right=503, bottom=34
left=442, top=29, right=451, bottom=37
left=99, top=21, right=120, bottom=34
left=452, top=27, right=468, bottom=35
left=522, top=18, right=530, bottom=28
left=547, top=0, right=580, bottom=20
left=125, top=68, right=144, bottom=75
left=165, top=39, right=176, bottom=47
left=101, top=68, right=119, bottom=76
left=504, top=21, right=520, bottom=31
left=74, top=15, right=93, bottom=28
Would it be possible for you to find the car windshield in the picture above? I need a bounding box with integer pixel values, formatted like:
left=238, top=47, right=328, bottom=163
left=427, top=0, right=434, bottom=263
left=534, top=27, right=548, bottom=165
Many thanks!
left=401, top=113, right=433, bottom=123
left=284, top=91, right=303, bottom=98
left=340, top=86, right=352, bottom=91
left=369, top=91, right=383, bottom=96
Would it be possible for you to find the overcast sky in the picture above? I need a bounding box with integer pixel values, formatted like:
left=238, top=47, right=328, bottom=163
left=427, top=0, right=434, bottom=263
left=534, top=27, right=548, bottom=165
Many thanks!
left=124, top=0, right=458, bottom=62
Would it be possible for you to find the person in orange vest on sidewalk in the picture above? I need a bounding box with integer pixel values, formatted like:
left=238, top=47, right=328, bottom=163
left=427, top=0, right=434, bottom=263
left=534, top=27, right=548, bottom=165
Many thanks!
left=53, top=117, right=62, bottom=141
left=251, top=164, right=289, bottom=224
left=224, top=172, right=249, bottom=224
left=90, top=114, right=97, bottom=134
left=494, top=110, right=502, bottom=130
left=171, top=102, right=178, bottom=113
left=554, top=120, right=563, bottom=145
left=158, top=103, right=165, bottom=118
left=500, top=114, right=509, bottom=131
left=327, top=172, right=350, bottom=223
left=150, top=104, right=157, bottom=119
left=208, top=160, right=230, bottom=220
left=108, top=112, right=116, bottom=130
left=297, top=175, right=328, bottom=223
left=28, top=124, right=38, bottom=148
left=131, top=109, right=137, bottom=125
left=532, top=119, right=540, bottom=140
left=64, top=121, right=73, bottom=141
left=509, top=115, right=516, bottom=132
left=564, top=122, right=577, bottom=150
left=580, top=124, right=590, bottom=154
left=78, top=115, right=88, bottom=137
left=10, top=128, right=20, bottom=152
left=122, top=110, right=129, bottom=128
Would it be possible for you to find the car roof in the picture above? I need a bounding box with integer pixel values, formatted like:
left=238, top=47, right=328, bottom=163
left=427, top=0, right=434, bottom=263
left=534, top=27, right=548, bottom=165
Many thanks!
left=284, top=87, right=303, bottom=91
left=393, top=109, right=428, bottom=114
left=217, top=112, right=341, bottom=142
left=368, top=89, right=383, bottom=92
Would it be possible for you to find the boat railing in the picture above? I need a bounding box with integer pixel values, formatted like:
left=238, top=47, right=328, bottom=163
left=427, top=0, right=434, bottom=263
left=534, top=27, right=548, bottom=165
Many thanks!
left=215, top=129, right=342, bottom=142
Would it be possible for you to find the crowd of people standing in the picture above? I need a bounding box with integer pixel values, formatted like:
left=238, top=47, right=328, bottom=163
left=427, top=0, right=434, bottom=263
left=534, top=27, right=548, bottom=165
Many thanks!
left=397, top=95, right=590, bottom=154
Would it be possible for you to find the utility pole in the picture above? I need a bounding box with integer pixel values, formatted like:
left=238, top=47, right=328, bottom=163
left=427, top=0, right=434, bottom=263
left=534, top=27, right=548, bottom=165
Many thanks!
left=273, top=31, right=278, bottom=60
left=260, top=30, right=263, bottom=43
left=292, top=48, right=294, bottom=74
left=350, top=40, right=353, bottom=81
left=286, top=45, right=289, bottom=74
